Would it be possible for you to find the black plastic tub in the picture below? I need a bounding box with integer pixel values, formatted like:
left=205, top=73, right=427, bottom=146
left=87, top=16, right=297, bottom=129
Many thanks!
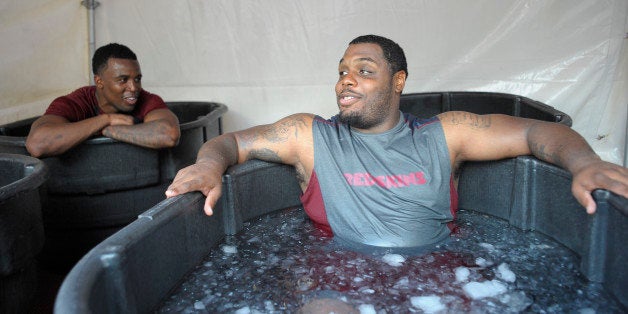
left=0, top=153, right=48, bottom=313
left=399, top=91, right=572, bottom=126
left=53, top=92, right=601, bottom=312
left=0, top=102, right=227, bottom=270
left=54, top=157, right=627, bottom=312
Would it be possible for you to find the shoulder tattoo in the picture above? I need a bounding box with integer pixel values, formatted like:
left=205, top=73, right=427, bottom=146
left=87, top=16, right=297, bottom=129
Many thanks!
left=262, top=117, right=307, bottom=143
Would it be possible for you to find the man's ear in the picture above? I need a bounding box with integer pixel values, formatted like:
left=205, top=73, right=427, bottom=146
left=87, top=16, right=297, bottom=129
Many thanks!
left=394, top=71, right=406, bottom=93
left=94, top=75, right=103, bottom=88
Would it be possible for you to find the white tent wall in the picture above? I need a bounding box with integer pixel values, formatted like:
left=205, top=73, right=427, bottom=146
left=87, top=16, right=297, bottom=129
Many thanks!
left=1, top=1, right=626, bottom=166
left=0, top=1, right=88, bottom=124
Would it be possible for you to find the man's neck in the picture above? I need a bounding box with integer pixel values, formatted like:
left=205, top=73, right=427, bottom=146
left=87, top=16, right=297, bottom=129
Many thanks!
left=94, top=88, right=115, bottom=114
left=352, top=110, right=402, bottom=134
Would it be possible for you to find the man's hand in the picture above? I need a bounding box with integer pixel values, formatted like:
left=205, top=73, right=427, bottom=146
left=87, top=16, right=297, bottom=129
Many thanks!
left=570, top=159, right=628, bottom=214
left=165, top=161, right=224, bottom=216
left=106, top=113, right=135, bottom=126
left=101, top=113, right=134, bottom=136
left=101, top=109, right=180, bottom=148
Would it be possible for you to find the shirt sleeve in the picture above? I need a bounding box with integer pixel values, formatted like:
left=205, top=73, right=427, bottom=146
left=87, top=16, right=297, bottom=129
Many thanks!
left=44, top=87, right=97, bottom=122
left=134, top=90, right=168, bottom=121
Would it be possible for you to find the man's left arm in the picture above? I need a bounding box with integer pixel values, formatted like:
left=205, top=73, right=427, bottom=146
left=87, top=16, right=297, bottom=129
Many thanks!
left=440, top=111, right=628, bottom=214
left=102, top=108, right=180, bottom=149
left=524, top=117, right=628, bottom=214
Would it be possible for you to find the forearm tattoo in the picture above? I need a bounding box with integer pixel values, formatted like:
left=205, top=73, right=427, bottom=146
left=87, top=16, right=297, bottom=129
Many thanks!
left=106, top=122, right=169, bottom=147
left=529, top=142, right=562, bottom=165
left=446, top=112, right=491, bottom=129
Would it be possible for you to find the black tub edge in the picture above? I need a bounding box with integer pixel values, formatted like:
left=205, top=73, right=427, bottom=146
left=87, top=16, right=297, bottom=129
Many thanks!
left=399, top=91, right=572, bottom=126
left=0, top=154, right=48, bottom=201
left=55, top=160, right=627, bottom=311
left=221, top=159, right=302, bottom=235
left=458, top=156, right=627, bottom=307
left=54, top=192, right=225, bottom=313
left=0, top=154, right=49, bottom=313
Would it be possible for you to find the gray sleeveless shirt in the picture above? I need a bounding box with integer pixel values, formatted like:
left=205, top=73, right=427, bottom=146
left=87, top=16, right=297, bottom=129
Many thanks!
left=310, top=111, right=454, bottom=248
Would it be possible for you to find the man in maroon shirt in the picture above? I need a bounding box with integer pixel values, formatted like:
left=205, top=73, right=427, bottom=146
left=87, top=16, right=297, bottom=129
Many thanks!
left=26, top=43, right=180, bottom=157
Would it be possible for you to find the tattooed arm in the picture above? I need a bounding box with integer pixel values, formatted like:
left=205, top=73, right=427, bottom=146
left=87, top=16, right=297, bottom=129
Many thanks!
left=102, top=108, right=180, bottom=149
left=439, top=111, right=628, bottom=214
left=26, top=113, right=134, bottom=158
left=166, top=113, right=315, bottom=215
left=26, top=108, right=180, bottom=157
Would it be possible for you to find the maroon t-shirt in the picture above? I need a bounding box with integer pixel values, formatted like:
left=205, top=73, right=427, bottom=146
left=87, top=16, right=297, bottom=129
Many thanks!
left=44, top=86, right=168, bottom=122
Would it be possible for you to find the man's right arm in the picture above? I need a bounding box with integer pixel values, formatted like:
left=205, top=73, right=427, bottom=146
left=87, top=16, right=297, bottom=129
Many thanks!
left=25, top=113, right=134, bottom=158
left=165, top=113, right=314, bottom=215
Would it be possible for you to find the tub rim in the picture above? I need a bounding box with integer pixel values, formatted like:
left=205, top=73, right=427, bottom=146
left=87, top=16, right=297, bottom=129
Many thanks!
left=399, top=91, right=573, bottom=126
left=0, top=153, right=48, bottom=201
left=53, top=158, right=628, bottom=312
left=0, top=101, right=228, bottom=144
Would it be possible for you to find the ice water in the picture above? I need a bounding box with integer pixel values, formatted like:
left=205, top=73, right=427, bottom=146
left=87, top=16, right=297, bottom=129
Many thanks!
left=156, top=208, right=624, bottom=313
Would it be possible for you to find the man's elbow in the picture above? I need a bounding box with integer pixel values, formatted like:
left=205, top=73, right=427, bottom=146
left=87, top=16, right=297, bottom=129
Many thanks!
left=25, top=138, right=47, bottom=158
left=162, top=127, right=181, bottom=148
left=163, top=136, right=179, bottom=148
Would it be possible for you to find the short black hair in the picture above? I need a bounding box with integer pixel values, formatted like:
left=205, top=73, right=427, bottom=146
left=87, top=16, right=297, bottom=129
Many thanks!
left=92, top=43, right=137, bottom=75
left=349, top=35, right=408, bottom=78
